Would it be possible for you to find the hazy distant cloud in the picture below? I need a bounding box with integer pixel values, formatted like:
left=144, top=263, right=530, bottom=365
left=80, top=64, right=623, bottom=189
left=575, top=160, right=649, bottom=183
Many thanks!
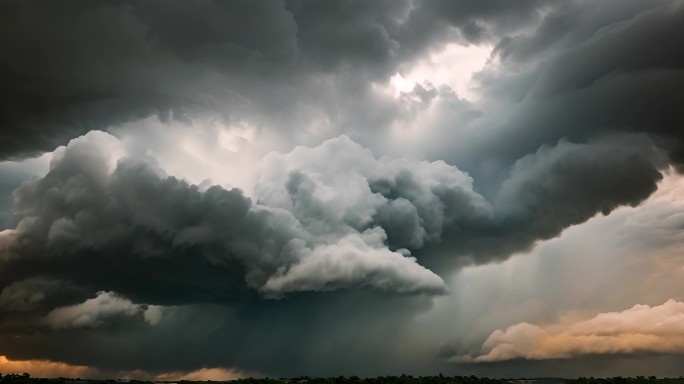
left=0, top=278, right=69, bottom=312
left=0, top=281, right=45, bottom=312
left=0, top=354, right=252, bottom=380
left=457, top=299, right=684, bottom=362
left=153, top=367, right=251, bottom=382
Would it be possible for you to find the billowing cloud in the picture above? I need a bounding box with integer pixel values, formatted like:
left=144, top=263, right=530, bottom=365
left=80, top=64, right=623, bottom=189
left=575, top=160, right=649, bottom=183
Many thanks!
left=0, top=278, right=75, bottom=312
left=0, top=0, right=552, bottom=161
left=261, top=229, right=446, bottom=295
left=0, top=154, right=50, bottom=229
left=256, top=134, right=491, bottom=250
left=424, top=134, right=667, bottom=265
left=0, top=131, right=455, bottom=300
left=452, top=0, right=684, bottom=170
left=457, top=300, right=684, bottom=362
left=2, top=0, right=684, bottom=378
left=45, top=291, right=162, bottom=329
left=488, top=135, right=666, bottom=255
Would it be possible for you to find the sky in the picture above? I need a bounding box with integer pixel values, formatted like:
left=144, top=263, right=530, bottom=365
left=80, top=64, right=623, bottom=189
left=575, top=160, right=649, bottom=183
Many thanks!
left=1, top=0, right=684, bottom=379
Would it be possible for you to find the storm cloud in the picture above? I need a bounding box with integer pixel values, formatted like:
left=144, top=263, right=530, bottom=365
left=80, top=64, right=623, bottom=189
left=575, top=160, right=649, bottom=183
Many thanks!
left=0, top=0, right=573, bottom=162
left=0, top=132, right=457, bottom=302
left=1, top=0, right=684, bottom=379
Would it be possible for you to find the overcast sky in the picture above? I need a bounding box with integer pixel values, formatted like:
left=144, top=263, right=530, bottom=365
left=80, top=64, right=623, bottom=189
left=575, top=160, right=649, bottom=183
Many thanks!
left=2, top=0, right=684, bottom=379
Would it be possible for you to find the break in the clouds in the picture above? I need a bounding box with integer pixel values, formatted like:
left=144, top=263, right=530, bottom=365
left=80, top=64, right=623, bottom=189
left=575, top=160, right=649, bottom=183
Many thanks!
left=1, top=0, right=684, bottom=379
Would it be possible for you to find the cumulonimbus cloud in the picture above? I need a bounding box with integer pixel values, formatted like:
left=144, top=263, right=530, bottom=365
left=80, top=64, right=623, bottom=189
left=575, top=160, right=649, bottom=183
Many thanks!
left=0, top=131, right=460, bottom=300
left=455, top=299, right=684, bottom=363
left=0, top=130, right=668, bottom=303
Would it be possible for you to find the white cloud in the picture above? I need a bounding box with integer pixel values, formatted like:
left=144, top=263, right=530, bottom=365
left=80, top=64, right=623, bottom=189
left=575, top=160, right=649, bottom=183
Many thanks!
left=256, top=135, right=491, bottom=248
left=262, top=227, right=447, bottom=296
left=143, top=305, right=164, bottom=326
left=45, top=291, right=163, bottom=328
left=254, top=135, right=491, bottom=294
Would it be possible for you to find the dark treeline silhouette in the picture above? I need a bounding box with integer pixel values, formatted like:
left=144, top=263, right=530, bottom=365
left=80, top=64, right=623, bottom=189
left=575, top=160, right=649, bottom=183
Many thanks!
left=2, top=373, right=684, bottom=384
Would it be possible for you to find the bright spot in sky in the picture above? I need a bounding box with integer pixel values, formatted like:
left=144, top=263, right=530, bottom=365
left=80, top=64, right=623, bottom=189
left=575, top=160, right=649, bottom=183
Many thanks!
left=218, top=122, right=256, bottom=153
left=390, top=73, right=418, bottom=95
left=391, top=43, right=493, bottom=101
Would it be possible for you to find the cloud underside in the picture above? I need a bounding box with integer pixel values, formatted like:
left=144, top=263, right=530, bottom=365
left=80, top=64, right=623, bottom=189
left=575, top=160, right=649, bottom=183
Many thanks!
left=458, top=300, right=684, bottom=363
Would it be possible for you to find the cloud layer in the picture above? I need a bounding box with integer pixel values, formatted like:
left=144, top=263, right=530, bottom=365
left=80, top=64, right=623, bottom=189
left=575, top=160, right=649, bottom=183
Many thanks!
left=0, top=354, right=250, bottom=380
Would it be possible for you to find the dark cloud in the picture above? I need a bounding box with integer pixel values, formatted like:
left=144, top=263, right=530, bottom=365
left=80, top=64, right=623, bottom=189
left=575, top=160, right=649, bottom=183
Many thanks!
left=400, top=0, right=547, bottom=46
left=0, top=290, right=442, bottom=377
left=0, top=130, right=668, bottom=375
left=454, top=0, right=684, bottom=172
left=284, top=0, right=409, bottom=74
left=420, top=134, right=667, bottom=267
left=491, top=135, right=666, bottom=251
left=0, top=132, right=454, bottom=307
left=2, top=0, right=684, bottom=378
left=0, top=131, right=464, bottom=373
left=0, top=168, right=33, bottom=229
left=0, top=0, right=553, bottom=160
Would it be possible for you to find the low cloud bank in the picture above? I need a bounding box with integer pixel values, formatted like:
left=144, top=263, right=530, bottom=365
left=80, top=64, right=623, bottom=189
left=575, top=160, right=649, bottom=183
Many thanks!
left=0, top=354, right=251, bottom=380
left=456, top=299, right=684, bottom=362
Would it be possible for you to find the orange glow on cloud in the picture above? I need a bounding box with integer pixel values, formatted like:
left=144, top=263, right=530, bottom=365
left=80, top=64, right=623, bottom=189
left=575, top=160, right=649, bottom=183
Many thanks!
left=456, top=299, right=684, bottom=362
left=0, top=355, right=254, bottom=380
left=154, top=367, right=250, bottom=381
left=0, top=355, right=92, bottom=378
